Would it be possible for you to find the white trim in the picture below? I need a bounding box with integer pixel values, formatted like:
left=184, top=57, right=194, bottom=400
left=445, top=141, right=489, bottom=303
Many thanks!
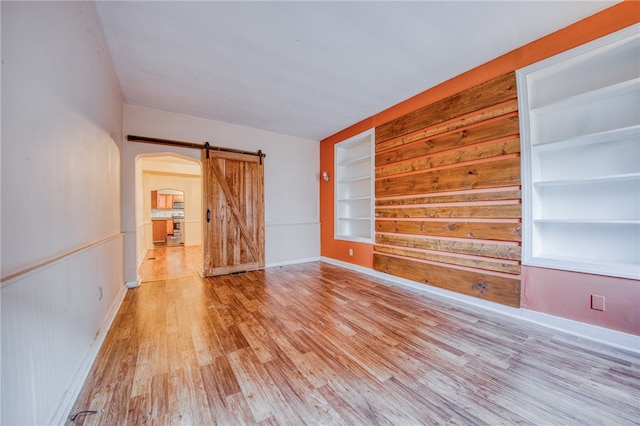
left=49, top=283, right=128, bottom=426
left=518, top=23, right=640, bottom=76
left=320, top=257, right=640, bottom=354
left=266, top=257, right=321, bottom=269
left=137, top=242, right=148, bottom=271
left=522, top=310, right=640, bottom=354
left=1, top=233, right=124, bottom=286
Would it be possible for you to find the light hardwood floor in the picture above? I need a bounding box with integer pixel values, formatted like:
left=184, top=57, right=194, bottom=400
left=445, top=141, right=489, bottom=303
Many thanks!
left=69, top=256, right=640, bottom=425
left=138, top=245, right=202, bottom=282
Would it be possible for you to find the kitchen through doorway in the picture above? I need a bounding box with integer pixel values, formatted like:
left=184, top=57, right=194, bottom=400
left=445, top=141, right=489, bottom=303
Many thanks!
left=135, top=153, right=202, bottom=281
left=151, top=189, right=184, bottom=247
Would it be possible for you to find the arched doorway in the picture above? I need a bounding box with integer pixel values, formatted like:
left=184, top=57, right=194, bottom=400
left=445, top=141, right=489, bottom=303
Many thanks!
left=135, top=154, right=202, bottom=281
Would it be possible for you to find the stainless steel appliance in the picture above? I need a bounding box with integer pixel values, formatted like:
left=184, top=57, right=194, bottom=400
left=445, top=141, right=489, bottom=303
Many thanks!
left=172, top=201, right=184, bottom=209
left=172, top=213, right=184, bottom=243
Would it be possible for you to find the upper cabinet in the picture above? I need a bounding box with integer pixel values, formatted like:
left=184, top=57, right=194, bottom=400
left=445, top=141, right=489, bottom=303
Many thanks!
left=517, top=24, right=640, bottom=279
left=335, top=129, right=374, bottom=243
left=151, top=189, right=184, bottom=210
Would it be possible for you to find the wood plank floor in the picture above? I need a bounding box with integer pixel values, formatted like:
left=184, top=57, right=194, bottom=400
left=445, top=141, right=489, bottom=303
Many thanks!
left=138, top=245, right=201, bottom=282
left=69, top=262, right=640, bottom=425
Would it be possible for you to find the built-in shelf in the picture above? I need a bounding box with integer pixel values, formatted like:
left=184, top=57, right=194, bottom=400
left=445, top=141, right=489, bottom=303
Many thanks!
left=335, top=129, right=375, bottom=243
left=340, top=175, right=371, bottom=184
left=533, top=173, right=640, bottom=187
left=533, top=219, right=639, bottom=225
left=531, top=255, right=640, bottom=280
left=339, top=154, right=372, bottom=167
left=530, top=77, right=640, bottom=117
left=531, top=125, right=639, bottom=150
left=337, top=196, right=372, bottom=202
left=517, top=23, right=640, bottom=280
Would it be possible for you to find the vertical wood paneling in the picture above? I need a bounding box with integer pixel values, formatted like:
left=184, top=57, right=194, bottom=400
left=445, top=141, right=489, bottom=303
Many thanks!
left=374, top=72, right=522, bottom=306
left=202, top=151, right=265, bottom=277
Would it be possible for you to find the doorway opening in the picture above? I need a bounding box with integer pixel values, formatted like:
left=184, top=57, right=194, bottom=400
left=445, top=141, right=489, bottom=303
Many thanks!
left=130, top=139, right=266, bottom=281
left=135, top=154, right=202, bottom=281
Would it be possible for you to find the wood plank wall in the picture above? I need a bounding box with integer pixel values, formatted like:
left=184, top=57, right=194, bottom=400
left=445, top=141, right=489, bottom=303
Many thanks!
left=373, top=72, right=522, bottom=307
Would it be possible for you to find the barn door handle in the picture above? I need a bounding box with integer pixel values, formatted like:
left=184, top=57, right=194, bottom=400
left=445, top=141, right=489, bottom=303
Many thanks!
left=207, top=209, right=211, bottom=223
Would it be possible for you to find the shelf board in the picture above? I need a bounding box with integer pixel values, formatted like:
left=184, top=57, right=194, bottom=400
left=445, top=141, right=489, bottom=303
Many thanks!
left=533, top=172, right=640, bottom=187
left=337, top=196, right=372, bottom=202
left=531, top=125, right=640, bottom=151
left=533, top=219, right=640, bottom=225
left=335, top=235, right=373, bottom=244
left=530, top=77, right=640, bottom=116
left=527, top=255, right=640, bottom=280
left=534, top=254, right=638, bottom=268
left=337, top=175, right=371, bottom=184
left=337, top=154, right=371, bottom=167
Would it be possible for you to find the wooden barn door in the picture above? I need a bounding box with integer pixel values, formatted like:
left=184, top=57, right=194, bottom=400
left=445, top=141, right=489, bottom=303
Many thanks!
left=202, top=150, right=265, bottom=276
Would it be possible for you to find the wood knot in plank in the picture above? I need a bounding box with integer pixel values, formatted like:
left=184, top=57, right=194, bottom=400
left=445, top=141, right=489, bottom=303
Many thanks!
left=472, top=282, right=488, bottom=294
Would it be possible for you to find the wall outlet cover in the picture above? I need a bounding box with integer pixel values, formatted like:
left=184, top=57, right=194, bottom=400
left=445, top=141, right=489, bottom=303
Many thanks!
left=591, top=295, right=605, bottom=311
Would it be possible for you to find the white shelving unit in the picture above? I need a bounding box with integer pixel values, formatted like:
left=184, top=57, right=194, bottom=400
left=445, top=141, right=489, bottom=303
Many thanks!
left=335, top=129, right=374, bottom=243
left=517, top=24, right=640, bottom=279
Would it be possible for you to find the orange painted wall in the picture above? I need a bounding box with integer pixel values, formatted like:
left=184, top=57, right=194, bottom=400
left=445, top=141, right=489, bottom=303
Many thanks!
left=319, top=140, right=375, bottom=267
left=320, top=2, right=639, bottom=269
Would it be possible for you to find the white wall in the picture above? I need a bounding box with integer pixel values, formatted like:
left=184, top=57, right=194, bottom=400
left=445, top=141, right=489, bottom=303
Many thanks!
left=1, top=2, right=125, bottom=424
left=122, top=105, right=320, bottom=282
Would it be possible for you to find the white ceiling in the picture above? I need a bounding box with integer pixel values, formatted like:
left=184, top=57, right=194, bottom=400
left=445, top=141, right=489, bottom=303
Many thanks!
left=92, top=1, right=617, bottom=141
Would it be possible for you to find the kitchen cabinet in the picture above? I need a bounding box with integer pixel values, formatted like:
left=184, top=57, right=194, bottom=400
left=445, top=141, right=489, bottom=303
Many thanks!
left=166, top=218, right=173, bottom=235
left=169, top=194, right=183, bottom=207
left=158, top=193, right=168, bottom=209
left=153, top=220, right=167, bottom=243
left=151, top=190, right=184, bottom=209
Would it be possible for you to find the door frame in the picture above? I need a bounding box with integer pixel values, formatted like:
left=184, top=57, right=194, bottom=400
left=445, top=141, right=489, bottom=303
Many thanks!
left=128, top=135, right=266, bottom=279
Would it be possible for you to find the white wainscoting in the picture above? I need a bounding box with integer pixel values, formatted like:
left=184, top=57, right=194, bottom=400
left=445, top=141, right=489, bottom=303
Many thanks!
left=1, top=234, right=126, bottom=425
left=183, top=220, right=202, bottom=246
left=138, top=222, right=150, bottom=259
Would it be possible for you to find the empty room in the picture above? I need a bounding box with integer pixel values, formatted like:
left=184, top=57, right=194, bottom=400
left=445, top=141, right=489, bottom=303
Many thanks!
left=1, top=1, right=639, bottom=425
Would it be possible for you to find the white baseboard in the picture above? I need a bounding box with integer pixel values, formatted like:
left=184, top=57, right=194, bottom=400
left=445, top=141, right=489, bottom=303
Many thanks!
left=266, top=256, right=320, bottom=269
left=320, top=257, right=640, bottom=354
left=50, top=284, right=128, bottom=425
left=521, top=310, right=640, bottom=354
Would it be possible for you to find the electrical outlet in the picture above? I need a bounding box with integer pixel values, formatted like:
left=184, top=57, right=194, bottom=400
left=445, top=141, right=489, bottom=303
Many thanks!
left=591, top=295, right=605, bottom=311
left=348, top=248, right=353, bottom=256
